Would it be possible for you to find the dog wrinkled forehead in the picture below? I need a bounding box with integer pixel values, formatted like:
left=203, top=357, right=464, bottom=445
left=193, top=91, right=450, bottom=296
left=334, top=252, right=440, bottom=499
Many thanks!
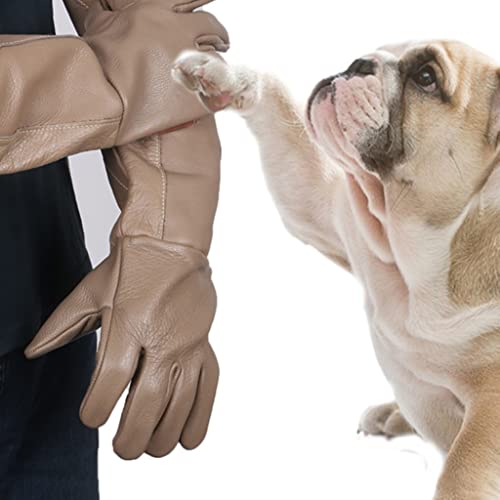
left=371, top=40, right=500, bottom=108
left=375, top=40, right=453, bottom=72
left=376, top=40, right=498, bottom=74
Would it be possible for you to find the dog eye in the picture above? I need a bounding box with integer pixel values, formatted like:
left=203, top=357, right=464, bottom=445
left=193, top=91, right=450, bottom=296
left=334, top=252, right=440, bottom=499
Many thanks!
left=412, top=65, right=438, bottom=92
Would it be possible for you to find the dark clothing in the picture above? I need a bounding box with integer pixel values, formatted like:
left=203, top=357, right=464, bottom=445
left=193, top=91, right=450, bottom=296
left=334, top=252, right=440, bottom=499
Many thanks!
left=0, top=336, right=99, bottom=500
left=0, top=2, right=99, bottom=499
left=0, top=0, right=55, bottom=35
left=0, top=0, right=92, bottom=357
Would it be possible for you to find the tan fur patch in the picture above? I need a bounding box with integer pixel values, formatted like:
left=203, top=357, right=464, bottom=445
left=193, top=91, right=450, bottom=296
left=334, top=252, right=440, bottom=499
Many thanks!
left=387, top=41, right=499, bottom=229
left=449, top=207, right=500, bottom=306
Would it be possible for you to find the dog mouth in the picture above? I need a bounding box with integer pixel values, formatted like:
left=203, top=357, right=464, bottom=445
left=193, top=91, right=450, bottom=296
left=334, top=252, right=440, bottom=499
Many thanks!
left=307, top=58, right=379, bottom=126
left=307, top=70, right=394, bottom=178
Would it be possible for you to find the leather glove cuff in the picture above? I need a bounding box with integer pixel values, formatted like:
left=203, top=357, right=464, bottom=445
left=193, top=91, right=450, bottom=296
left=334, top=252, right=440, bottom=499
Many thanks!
left=106, top=115, right=221, bottom=255
left=0, top=35, right=123, bottom=174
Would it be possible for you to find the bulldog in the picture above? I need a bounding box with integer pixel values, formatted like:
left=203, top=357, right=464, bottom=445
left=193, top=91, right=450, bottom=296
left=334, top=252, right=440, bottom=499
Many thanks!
left=173, top=41, right=500, bottom=499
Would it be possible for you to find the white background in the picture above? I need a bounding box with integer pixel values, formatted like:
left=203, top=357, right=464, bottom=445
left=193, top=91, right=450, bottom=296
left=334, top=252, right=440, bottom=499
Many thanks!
left=52, top=1, right=500, bottom=498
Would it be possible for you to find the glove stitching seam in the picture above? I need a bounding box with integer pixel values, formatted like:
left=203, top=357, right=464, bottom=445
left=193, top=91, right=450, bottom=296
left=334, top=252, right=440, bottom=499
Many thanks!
left=1, top=117, right=122, bottom=138
left=154, top=134, right=167, bottom=239
left=0, top=35, right=81, bottom=49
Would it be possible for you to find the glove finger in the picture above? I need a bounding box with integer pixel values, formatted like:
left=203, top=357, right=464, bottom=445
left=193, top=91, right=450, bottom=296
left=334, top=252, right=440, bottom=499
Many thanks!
left=192, top=11, right=230, bottom=48
left=195, top=34, right=230, bottom=53
left=25, top=261, right=110, bottom=359
left=173, top=0, right=215, bottom=14
left=79, top=310, right=141, bottom=429
left=146, top=365, right=200, bottom=457
left=113, top=359, right=180, bottom=460
left=181, top=345, right=219, bottom=450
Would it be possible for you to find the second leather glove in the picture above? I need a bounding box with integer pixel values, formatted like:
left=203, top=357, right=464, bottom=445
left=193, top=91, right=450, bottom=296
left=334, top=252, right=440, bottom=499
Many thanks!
left=26, top=237, right=218, bottom=459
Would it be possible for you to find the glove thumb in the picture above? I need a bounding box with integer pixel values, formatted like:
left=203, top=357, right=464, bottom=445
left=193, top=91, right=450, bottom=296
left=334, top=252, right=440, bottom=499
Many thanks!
left=25, top=257, right=112, bottom=359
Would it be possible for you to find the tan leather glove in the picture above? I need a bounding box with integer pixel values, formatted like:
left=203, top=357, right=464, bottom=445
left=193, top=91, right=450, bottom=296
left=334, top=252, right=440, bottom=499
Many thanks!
left=26, top=119, right=221, bottom=460
left=25, top=1, right=224, bottom=461
left=0, top=0, right=228, bottom=174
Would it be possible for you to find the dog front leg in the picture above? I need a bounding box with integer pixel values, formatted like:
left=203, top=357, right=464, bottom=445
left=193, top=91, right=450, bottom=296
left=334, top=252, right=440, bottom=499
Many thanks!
left=435, top=394, right=500, bottom=499
left=244, top=74, right=349, bottom=262
left=173, top=53, right=350, bottom=268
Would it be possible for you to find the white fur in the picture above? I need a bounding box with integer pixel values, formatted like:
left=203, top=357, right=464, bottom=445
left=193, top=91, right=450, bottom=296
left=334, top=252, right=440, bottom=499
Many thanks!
left=173, top=52, right=500, bottom=456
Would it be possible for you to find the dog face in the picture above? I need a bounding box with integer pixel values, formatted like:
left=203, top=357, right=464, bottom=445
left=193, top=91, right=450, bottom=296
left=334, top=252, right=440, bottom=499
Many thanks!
left=307, top=41, right=500, bottom=226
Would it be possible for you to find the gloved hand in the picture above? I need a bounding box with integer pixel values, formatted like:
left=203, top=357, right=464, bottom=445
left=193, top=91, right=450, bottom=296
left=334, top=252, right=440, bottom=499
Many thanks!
left=74, top=0, right=229, bottom=144
left=26, top=111, right=223, bottom=459
left=26, top=237, right=218, bottom=459
left=0, top=0, right=228, bottom=173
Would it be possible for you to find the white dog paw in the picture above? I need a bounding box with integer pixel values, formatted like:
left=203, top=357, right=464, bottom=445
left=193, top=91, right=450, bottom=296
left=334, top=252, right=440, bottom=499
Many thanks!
left=172, top=51, right=261, bottom=113
left=358, top=402, right=414, bottom=438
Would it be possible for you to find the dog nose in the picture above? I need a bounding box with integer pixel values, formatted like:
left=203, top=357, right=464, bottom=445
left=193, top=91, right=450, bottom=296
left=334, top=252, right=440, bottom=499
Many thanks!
left=346, top=58, right=376, bottom=76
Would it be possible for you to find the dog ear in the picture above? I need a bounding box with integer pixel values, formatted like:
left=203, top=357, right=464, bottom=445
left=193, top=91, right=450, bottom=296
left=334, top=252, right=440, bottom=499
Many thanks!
left=488, top=71, right=500, bottom=147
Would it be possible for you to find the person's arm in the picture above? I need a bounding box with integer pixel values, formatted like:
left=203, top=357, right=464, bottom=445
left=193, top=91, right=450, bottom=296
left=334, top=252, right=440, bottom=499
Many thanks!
left=0, top=0, right=228, bottom=174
